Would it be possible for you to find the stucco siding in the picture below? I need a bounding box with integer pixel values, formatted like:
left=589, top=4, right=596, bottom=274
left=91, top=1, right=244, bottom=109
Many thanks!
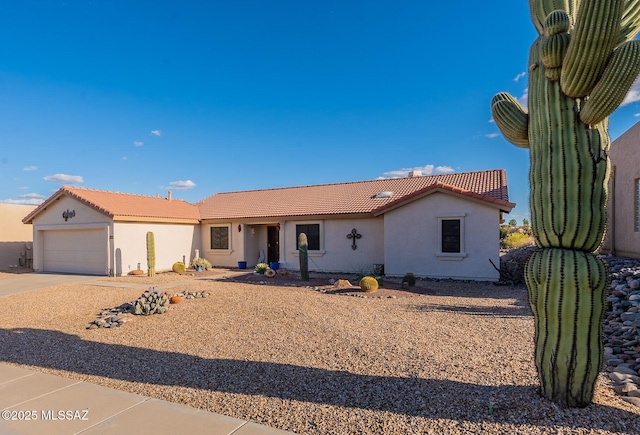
left=384, top=192, right=500, bottom=280
left=31, top=196, right=109, bottom=226
left=113, top=222, right=199, bottom=276
left=604, top=122, right=640, bottom=258
left=30, top=197, right=111, bottom=273
left=0, top=204, right=36, bottom=268
left=201, top=222, right=245, bottom=268
left=279, top=218, right=384, bottom=273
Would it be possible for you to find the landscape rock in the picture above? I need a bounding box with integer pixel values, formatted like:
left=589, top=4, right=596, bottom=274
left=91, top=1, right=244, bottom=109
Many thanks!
left=601, top=254, right=640, bottom=405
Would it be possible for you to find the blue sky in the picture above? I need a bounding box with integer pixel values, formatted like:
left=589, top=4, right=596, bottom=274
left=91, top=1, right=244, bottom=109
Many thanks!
left=1, top=1, right=639, bottom=223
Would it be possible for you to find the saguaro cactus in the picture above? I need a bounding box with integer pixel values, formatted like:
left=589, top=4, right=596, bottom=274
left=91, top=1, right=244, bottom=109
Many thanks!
left=298, top=232, right=309, bottom=281
left=146, top=231, right=156, bottom=277
left=492, top=0, right=640, bottom=407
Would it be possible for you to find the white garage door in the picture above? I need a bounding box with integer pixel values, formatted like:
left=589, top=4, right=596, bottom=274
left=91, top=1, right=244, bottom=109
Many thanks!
left=42, top=229, right=107, bottom=275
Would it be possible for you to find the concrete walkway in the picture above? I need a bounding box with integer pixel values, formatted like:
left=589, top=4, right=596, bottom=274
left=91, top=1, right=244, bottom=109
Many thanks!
left=0, top=273, right=99, bottom=298
left=0, top=273, right=296, bottom=435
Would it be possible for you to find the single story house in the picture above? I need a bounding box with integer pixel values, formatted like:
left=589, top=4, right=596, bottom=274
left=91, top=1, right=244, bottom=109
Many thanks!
left=603, top=121, right=640, bottom=258
left=23, top=169, right=515, bottom=280
left=0, top=203, right=37, bottom=269
left=22, top=190, right=200, bottom=276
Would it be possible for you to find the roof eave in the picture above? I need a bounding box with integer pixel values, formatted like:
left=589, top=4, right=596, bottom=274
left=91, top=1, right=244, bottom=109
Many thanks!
left=113, top=216, right=200, bottom=224
left=372, top=186, right=515, bottom=216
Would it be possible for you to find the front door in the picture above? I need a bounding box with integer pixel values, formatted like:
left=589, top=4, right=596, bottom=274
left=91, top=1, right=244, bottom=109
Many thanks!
left=267, top=226, right=279, bottom=263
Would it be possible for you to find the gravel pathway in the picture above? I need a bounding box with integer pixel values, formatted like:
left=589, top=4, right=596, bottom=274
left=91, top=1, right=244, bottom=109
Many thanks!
left=0, top=276, right=638, bottom=434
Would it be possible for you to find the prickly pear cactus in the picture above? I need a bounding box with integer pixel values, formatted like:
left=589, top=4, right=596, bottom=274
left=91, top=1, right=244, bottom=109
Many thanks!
left=133, top=287, right=168, bottom=315
left=492, top=0, right=640, bottom=407
left=146, top=232, right=155, bottom=277
left=298, top=232, right=309, bottom=281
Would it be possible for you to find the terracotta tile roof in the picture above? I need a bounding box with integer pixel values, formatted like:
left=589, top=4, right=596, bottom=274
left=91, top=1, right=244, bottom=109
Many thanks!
left=23, top=187, right=200, bottom=224
left=198, top=169, right=515, bottom=220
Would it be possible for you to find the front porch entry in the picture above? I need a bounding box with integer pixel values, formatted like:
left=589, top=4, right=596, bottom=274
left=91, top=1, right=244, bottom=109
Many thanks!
left=267, top=225, right=279, bottom=263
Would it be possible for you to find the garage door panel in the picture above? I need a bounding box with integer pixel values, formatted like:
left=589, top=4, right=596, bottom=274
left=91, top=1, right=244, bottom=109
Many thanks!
left=42, top=229, right=107, bottom=275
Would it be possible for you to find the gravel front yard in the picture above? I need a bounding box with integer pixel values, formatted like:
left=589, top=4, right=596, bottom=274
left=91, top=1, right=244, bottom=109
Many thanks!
left=0, top=277, right=638, bottom=434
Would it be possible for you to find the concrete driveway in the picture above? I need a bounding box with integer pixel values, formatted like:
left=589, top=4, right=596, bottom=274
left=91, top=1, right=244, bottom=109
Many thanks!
left=0, top=273, right=100, bottom=298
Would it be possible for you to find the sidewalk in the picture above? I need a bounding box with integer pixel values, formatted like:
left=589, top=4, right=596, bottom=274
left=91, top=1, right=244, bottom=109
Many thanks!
left=0, top=363, right=295, bottom=435
left=0, top=272, right=296, bottom=435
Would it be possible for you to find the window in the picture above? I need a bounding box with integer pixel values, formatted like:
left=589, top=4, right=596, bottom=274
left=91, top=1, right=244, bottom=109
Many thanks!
left=636, top=179, right=640, bottom=232
left=441, top=219, right=461, bottom=253
left=210, top=226, right=229, bottom=250
left=436, top=213, right=466, bottom=259
left=296, top=224, right=320, bottom=250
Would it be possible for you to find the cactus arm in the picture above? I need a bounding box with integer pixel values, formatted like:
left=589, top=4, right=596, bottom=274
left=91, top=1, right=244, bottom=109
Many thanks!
left=619, top=0, right=640, bottom=42
left=491, top=93, right=530, bottom=148
left=580, top=40, right=640, bottom=125
left=529, top=0, right=577, bottom=35
left=561, top=0, right=626, bottom=98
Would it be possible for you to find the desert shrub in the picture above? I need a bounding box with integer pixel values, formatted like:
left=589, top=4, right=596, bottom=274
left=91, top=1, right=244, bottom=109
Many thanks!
left=255, top=263, right=269, bottom=274
left=191, top=257, right=212, bottom=270
left=402, top=272, right=416, bottom=287
left=502, top=232, right=535, bottom=249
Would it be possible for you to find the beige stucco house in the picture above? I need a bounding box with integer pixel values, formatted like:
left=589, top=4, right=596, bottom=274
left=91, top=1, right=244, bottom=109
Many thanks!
left=603, top=121, right=640, bottom=258
left=0, top=204, right=37, bottom=269
left=23, top=169, right=515, bottom=280
left=22, top=190, right=200, bottom=276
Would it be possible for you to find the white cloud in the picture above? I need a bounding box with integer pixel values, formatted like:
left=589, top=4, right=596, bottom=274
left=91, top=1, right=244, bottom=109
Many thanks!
left=22, top=165, right=38, bottom=171
left=122, top=156, right=128, bottom=160
left=517, top=88, right=529, bottom=107
left=514, top=72, right=527, bottom=82
left=622, top=77, right=640, bottom=106
left=488, top=118, right=495, bottom=123
left=0, top=198, right=44, bottom=205
left=150, top=130, right=162, bottom=137
left=43, top=173, right=84, bottom=184
left=166, top=180, right=196, bottom=190
left=380, top=164, right=454, bottom=179
left=20, top=193, right=45, bottom=199
left=434, top=165, right=454, bottom=173
left=635, top=113, right=640, bottom=117
left=133, top=141, right=144, bottom=147
left=486, top=132, right=500, bottom=139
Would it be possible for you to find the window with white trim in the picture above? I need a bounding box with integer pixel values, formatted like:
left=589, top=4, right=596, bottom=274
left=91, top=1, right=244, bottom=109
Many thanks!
left=210, top=226, right=229, bottom=250
left=436, top=213, right=467, bottom=259
left=296, top=223, right=320, bottom=250
left=441, top=219, right=461, bottom=253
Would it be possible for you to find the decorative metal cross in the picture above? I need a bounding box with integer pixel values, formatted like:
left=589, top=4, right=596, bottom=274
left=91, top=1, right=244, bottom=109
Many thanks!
left=346, top=228, right=362, bottom=250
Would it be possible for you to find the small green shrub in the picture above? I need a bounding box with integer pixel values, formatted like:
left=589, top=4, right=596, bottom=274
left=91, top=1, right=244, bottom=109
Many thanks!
left=502, top=232, right=535, bottom=249
left=191, top=257, right=212, bottom=270
left=255, top=262, right=269, bottom=274
left=402, top=272, right=416, bottom=287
